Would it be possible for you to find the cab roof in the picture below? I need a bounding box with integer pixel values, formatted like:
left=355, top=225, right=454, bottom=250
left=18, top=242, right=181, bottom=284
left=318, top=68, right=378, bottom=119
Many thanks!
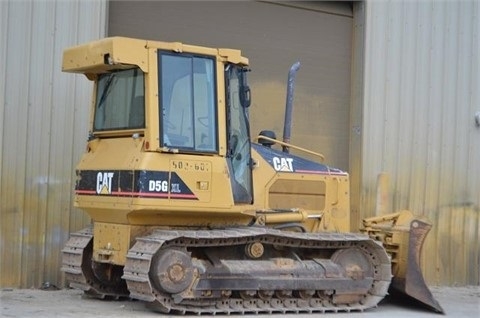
left=62, top=36, right=249, bottom=76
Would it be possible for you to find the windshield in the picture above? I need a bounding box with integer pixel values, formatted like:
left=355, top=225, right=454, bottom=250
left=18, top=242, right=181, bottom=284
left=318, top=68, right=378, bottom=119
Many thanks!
left=94, top=68, right=145, bottom=131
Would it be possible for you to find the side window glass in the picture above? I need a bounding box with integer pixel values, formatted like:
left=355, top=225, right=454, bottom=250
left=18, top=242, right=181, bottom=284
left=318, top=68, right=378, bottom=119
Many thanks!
left=94, top=68, right=144, bottom=131
left=159, top=53, right=217, bottom=152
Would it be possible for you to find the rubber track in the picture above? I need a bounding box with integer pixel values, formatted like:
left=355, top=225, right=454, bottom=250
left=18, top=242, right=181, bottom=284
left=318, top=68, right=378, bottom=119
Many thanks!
left=122, top=227, right=392, bottom=314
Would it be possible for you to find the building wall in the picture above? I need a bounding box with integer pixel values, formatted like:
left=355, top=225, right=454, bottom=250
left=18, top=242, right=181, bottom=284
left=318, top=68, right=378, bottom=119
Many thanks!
left=361, top=0, right=479, bottom=285
left=0, top=0, right=107, bottom=288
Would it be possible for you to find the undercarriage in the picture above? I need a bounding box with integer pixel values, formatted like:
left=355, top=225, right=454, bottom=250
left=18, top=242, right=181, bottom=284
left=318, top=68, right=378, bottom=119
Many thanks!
left=62, top=226, right=391, bottom=314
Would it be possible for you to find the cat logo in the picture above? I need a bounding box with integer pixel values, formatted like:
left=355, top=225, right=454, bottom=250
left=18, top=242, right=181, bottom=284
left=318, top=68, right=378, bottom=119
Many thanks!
left=96, top=172, right=114, bottom=194
left=272, top=157, right=294, bottom=172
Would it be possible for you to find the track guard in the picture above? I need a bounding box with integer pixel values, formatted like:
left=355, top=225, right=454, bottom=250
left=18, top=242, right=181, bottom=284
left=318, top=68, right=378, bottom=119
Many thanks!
left=363, top=210, right=444, bottom=314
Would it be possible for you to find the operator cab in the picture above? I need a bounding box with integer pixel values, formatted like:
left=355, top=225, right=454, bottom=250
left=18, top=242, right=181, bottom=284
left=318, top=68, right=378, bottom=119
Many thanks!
left=91, top=48, right=253, bottom=204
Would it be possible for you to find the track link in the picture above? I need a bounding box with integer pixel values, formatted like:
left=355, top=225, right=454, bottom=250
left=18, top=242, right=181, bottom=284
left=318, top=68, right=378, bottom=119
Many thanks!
left=61, top=227, right=128, bottom=299
left=123, top=227, right=392, bottom=314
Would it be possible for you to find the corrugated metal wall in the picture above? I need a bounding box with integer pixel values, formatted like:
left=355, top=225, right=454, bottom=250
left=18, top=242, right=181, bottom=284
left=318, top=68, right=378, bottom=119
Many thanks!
left=361, top=0, right=480, bottom=285
left=0, top=0, right=107, bottom=288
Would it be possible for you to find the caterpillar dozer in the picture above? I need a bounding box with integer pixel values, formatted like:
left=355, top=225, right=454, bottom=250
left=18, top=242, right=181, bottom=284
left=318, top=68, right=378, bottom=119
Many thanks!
left=61, top=37, right=443, bottom=314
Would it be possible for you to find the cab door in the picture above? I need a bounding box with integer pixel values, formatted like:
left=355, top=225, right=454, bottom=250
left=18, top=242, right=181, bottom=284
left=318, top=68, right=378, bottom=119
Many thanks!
left=225, top=65, right=253, bottom=204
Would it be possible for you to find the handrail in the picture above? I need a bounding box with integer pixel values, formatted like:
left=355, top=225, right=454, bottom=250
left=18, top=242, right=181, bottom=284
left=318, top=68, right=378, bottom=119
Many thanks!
left=254, top=135, right=325, bottom=162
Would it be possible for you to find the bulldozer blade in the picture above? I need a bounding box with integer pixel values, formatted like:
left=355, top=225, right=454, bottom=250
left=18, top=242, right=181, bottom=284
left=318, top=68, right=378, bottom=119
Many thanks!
left=389, top=218, right=444, bottom=314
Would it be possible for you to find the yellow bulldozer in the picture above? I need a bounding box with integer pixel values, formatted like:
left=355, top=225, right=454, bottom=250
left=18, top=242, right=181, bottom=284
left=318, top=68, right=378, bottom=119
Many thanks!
left=61, top=37, right=443, bottom=314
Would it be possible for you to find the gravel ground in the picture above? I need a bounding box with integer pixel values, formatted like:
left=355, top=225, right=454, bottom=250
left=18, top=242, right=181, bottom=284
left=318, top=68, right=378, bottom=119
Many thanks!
left=1, top=286, right=479, bottom=317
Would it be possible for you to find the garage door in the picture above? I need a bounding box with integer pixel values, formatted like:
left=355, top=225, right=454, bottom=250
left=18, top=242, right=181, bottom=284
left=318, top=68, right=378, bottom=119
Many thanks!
left=108, top=1, right=353, bottom=170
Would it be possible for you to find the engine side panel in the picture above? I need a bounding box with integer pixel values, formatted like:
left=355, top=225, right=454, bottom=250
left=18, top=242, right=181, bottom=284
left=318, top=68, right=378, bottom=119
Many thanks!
left=251, top=144, right=351, bottom=233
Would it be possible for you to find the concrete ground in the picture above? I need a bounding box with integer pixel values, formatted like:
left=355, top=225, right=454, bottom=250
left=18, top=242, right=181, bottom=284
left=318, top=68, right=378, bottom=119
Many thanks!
left=0, top=286, right=479, bottom=317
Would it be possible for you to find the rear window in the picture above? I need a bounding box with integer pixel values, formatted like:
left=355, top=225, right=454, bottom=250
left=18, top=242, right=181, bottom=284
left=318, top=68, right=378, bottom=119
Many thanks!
left=94, top=68, right=145, bottom=131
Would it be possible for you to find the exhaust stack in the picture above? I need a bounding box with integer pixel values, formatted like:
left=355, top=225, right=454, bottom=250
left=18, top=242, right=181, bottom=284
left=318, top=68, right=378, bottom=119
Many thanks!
left=282, top=61, right=301, bottom=153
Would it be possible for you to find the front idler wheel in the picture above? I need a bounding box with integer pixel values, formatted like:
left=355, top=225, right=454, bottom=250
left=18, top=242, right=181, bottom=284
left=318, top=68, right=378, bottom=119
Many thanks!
left=150, top=248, right=195, bottom=294
left=331, top=247, right=373, bottom=280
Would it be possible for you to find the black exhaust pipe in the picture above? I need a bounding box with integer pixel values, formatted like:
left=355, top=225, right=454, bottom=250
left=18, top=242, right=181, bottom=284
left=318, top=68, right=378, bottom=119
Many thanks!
left=282, top=61, right=301, bottom=153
